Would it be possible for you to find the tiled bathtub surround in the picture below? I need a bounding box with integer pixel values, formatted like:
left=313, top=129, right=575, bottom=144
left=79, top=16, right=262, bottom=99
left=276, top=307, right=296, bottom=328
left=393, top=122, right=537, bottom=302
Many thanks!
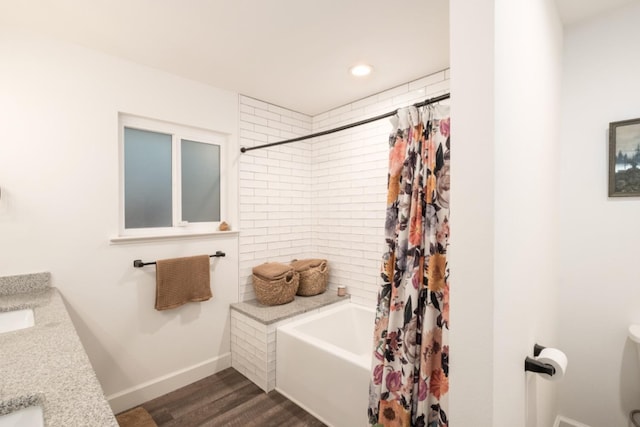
left=238, top=97, right=314, bottom=302
left=238, top=70, right=450, bottom=307
left=0, top=274, right=117, bottom=426
left=230, top=294, right=349, bottom=392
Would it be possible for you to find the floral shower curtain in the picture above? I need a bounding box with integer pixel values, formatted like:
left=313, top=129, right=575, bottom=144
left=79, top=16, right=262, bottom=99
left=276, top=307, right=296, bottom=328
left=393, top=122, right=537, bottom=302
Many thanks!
left=368, top=104, right=450, bottom=427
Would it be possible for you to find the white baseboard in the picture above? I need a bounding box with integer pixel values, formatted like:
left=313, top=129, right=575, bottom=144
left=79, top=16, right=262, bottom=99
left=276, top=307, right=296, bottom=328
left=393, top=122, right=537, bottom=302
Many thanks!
left=106, top=352, right=231, bottom=414
left=554, top=415, right=592, bottom=427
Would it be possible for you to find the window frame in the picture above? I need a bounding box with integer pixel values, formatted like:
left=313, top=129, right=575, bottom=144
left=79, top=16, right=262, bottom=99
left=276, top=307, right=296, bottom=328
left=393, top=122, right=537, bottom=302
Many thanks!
left=118, top=114, right=227, bottom=238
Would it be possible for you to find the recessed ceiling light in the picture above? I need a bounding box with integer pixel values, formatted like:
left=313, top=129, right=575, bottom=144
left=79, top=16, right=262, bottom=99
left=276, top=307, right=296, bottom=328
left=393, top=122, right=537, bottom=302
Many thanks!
left=350, top=64, right=372, bottom=77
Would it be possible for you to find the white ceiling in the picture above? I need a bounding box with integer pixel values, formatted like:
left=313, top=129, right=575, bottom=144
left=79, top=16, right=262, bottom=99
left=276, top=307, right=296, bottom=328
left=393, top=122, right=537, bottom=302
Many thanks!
left=555, top=0, right=635, bottom=26
left=1, top=0, right=634, bottom=116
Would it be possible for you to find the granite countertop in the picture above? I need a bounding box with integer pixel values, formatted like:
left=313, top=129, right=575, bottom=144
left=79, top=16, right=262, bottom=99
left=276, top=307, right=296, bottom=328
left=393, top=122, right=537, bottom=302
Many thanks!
left=0, top=273, right=118, bottom=426
left=231, top=292, right=349, bottom=324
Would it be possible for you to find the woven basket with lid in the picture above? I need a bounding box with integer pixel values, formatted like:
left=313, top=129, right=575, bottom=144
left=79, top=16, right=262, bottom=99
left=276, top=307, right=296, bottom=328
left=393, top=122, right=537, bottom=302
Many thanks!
left=291, top=259, right=328, bottom=296
left=252, top=262, right=299, bottom=306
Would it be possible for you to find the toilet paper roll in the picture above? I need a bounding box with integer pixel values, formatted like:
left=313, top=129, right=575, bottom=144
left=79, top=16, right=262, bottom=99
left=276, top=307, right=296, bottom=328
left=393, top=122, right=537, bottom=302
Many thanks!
left=536, top=348, right=568, bottom=381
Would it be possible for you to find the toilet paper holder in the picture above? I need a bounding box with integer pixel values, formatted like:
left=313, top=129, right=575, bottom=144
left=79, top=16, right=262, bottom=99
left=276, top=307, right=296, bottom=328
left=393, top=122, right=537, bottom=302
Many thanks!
left=524, top=344, right=555, bottom=376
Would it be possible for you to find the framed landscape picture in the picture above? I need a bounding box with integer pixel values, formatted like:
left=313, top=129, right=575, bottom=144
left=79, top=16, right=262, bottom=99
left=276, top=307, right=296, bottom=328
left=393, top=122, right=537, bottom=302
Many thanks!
left=609, top=118, right=640, bottom=197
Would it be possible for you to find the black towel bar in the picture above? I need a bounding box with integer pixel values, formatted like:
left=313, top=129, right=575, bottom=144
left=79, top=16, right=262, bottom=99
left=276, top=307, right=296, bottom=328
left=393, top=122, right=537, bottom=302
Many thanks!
left=133, top=251, right=226, bottom=268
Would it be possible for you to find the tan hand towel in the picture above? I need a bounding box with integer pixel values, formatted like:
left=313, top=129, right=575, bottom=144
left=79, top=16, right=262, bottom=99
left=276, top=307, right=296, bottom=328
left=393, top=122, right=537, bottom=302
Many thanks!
left=155, top=255, right=212, bottom=311
left=252, top=262, right=294, bottom=281
left=291, top=259, right=327, bottom=272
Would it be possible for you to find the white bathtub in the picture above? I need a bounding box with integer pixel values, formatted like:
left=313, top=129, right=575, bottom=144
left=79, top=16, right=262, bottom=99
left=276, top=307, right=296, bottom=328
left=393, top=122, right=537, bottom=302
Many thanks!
left=276, top=303, right=375, bottom=427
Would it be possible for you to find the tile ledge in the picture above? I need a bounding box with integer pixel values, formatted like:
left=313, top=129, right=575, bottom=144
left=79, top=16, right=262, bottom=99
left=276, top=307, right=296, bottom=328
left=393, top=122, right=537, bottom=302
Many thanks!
left=231, top=293, right=350, bottom=325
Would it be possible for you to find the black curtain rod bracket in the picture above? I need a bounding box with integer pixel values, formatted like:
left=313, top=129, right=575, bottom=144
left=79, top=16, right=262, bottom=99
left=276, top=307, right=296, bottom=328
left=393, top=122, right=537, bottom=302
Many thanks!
left=240, top=93, right=450, bottom=153
left=133, top=251, right=226, bottom=268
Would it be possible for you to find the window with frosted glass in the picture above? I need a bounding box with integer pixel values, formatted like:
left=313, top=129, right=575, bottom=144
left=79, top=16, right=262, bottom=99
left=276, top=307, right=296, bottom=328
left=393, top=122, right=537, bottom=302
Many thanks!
left=120, top=114, right=224, bottom=234
left=181, top=139, right=220, bottom=222
left=124, top=127, right=172, bottom=228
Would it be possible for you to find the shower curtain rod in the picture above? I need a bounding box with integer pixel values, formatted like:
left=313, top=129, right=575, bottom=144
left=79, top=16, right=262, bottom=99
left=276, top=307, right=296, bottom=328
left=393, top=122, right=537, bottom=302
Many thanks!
left=239, top=92, right=450, bottom=153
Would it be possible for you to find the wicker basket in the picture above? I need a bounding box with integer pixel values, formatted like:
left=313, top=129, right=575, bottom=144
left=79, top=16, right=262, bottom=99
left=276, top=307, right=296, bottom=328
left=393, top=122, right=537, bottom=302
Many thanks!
left=291, top=259, right=328, bottom=296
left=252, top=267, right=299, bottom=306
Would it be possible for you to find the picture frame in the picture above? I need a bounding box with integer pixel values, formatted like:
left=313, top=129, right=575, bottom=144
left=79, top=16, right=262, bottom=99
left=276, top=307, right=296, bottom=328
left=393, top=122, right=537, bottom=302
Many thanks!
left=609, top=118, right=640, bottom=197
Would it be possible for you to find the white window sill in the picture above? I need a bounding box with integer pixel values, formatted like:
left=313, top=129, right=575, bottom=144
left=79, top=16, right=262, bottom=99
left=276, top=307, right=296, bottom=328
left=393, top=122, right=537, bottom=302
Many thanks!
left=110, top=230, right=239, bottom=245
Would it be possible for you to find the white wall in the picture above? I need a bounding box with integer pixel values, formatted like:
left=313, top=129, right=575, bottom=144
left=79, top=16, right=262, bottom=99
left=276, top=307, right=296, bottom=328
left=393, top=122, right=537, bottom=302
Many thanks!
left=449, top=1, right=496, bottom=425
left=0, top=30, right=239, bottom=412
left=494, top=1, right=563, bottom=426
left=558, top=3, right=640, bottom=426
left=450, top=0, right=563, bottom=426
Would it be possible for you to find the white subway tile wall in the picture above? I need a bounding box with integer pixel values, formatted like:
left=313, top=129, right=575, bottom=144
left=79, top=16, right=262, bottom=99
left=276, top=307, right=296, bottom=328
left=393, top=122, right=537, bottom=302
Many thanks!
left=238, top=69, right=450, bottom=307
left=238, top=97, right=314, bottom=302
left=230, top=309, right=272, bottom=391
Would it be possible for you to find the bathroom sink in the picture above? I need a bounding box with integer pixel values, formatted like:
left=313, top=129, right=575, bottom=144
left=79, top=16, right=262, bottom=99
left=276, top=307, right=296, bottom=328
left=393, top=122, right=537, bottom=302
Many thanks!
left=0, top=405, right=43, bottom=427
left=0, top=309, right=34, bottom=334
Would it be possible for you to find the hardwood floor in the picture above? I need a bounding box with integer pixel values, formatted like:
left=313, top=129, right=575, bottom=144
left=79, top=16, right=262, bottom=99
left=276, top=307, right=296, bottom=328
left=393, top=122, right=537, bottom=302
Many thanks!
left=135, top=368, right=327, bottom=427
